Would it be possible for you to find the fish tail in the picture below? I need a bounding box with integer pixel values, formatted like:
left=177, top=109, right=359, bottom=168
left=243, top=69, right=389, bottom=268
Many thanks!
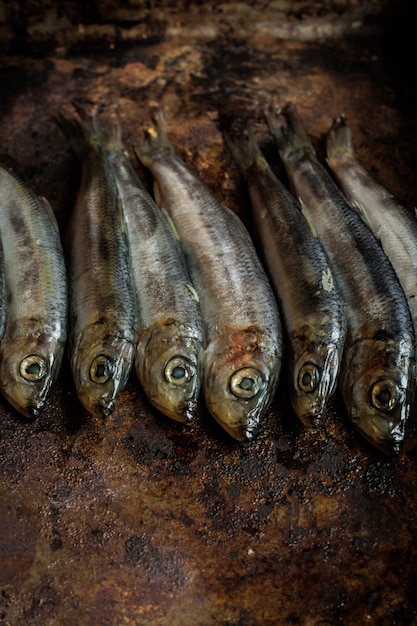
left=223, top=129, right=266, bottom=175
left=100, top=105, right=126, bottom=154
left=134, top=108, right=175, bottom=167
left=55, top=101, right=100, bottom=158
left=265, top=102, right=316, bottom=162
left=326, top=115, right=355, bottom=167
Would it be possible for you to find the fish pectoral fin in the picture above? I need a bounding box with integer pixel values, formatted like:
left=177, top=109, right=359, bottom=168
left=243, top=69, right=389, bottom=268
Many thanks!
left=349, top=199, right=374, bottom=233
left=185, top=283, right=200, bottom=302
left=161, top=208, right=181, bottom=241
left=116, top=196, right=127, bottom=234
left=298, top=197, right=318, bottom=238
left=40, top=196, right=59, bottom=232
left=223, top=204, right=254, bottom=244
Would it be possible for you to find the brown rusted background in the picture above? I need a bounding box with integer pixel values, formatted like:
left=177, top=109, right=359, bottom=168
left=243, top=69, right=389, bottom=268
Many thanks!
left=0, top=1, right=417, bottom=624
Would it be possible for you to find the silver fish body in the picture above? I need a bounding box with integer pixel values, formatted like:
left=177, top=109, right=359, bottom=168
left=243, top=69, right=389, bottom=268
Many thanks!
left=135, top=111, right=283, bottom=441
left=326, top=116, right=417, bottom=347
left=225, top=131, right=347, bottom=428
left=104, top=119, right=205, bottom=423
left=0, top=164, right=68, bottom=418
left=266, top=103, right=415, bottom=454
left=58, top=106, right=138, bottom=417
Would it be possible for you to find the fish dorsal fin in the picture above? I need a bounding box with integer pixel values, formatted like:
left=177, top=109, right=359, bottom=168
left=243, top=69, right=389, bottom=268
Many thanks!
left=161, top=207, right=181, bottom=241
left=298, top=196, right=318, bottom=238
left=40, top=196, right=59, bottom=233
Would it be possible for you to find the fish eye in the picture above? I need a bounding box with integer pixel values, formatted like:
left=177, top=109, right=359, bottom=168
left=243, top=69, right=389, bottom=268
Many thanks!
left=164, top=357, right=195, bottom=386
left=89, top=355, right=113, bottom=384
left=230, top=368, right=263, bottom=399
left=20, top=355, right=48, bottom=381
left=369, top=378, right=399, bottom=412
left=298, top=363, right=321, bottom=393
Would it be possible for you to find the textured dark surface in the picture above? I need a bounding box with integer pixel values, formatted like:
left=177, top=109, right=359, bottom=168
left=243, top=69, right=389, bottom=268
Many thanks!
left=0, top=2, right=417, bottom=624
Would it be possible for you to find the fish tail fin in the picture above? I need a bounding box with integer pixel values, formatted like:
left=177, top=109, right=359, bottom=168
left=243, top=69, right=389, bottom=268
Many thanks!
left=100, top=105, right=126, bottom=154
left=134, top=107, right=175, bottom=167
left=325, top=115, right=355, bottom=167
left=54, top=101, right=100, bottom=158
left=223, top=129, right=266, bottom=175
left=265, top=102, right=316, bottom=162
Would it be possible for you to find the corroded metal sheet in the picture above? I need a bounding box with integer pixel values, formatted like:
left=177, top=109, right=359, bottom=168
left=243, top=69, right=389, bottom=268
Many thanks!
left=0, top=2, right=416, bottom=624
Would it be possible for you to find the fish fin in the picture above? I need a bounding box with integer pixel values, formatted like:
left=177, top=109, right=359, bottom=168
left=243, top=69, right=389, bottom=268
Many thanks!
left=321, top=267, right=334, bottom=292
left=185, top=283, right=200, bottom=303
left=40, top=196, right=59, bottom=232
left=224, top=204, right=254, bottom=245
left=100, top=105, right=126, bottom=153
left=325, top=114, right=354, bottom=166
left=134, top=107, right=175, bottom=168
left=265, top=102, right=316, bottom=162
left=298, top=197, right=318, bottom=238
left=223, top=129, right=266, bottom=175
left=349, top=198, right=375, bottom=234
left=116, top=195, right=127, bottom=234
left=161, top=207, right=181, bottom=241
left=54, top=102, right=99, bottom=158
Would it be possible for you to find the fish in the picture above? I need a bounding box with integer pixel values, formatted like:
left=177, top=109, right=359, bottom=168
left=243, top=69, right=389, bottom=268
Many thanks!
left=265, top=103, right=415, bottom=454
left=57, top=104, right=138, bottom=418
left=135, top=109, right=283, bottom=441
left=224, top=129, right=347, bottom=428
left=326, top=115, right=417, bottom=349
left=0, top=164, right=67, bottom=418
left=102, top=112, right=205, bottom=423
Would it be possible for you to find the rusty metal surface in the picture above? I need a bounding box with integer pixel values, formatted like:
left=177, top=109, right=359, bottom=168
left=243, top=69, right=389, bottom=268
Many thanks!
left=0, top=2, right=417, bottom=624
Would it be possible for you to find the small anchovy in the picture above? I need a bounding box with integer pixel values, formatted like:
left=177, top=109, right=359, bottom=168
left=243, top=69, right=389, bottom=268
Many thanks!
left=103, top=113, right=205, bottom=423
left=0, top=164, right=67, bottom=418
left=326, top=115, right=417, bottom=350
left=57, top=104, right=138, bottom=418
left=225, top=129, right=347, bottom=428
left=265, top=103, right=415, bottom=454
left=135, top=110, right=283, bottom=441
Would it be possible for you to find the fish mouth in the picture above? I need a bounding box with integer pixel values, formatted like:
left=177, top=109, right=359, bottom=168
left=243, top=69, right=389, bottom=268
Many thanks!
left=209, top=406, right=263, bottom=442
left=3, top=394, right=46, bottom=420
left=21, top=402, right=45, bottom=419
left=354, top=413, right=406, bottom=455
left=292, top=395, right=325, bottom=429
left=149, top=396, right=197, bottom=424
left=96, top=396, right=116, bottom=418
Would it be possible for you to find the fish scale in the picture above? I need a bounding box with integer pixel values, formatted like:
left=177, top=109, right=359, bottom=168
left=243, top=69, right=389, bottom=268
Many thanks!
left=224, top=129, right=347, bottom=429
left=266, top=103, right=415, bottom=454
left=57, top=105, right=138, bottom=418
left=0, top=164, right=67, bottom=418
left=136, top=110, right=283, bottom=441
left=103, top=114, right=205, bottom=424
left=326, top=116, right=417, bottom=348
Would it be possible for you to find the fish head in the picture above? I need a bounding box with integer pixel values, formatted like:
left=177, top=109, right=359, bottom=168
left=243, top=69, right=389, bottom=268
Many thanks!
left=71, top=327, right=134, bottom=417
left=203, top=329, right=281, bottom=441
left=290, top=342, right=341, bottom=429
left=341, top=338, right=415, bottom=454
left=136, top=324, right=204, bottom=423
left=0, top=323, right=65, bottom=419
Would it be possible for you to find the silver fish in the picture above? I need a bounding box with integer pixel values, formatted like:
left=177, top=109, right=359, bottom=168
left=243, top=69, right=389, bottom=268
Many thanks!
left=0, top=164, right=67, bottom=418
left=326, top=115, right=417, bottom=349
left=135, top=110, right=283, bottom=441
left=103, top=114, right=205, bottom=423
left=266, top=103, right=415, bottom=454
left=225, top=130, right=347, bottom=428
left=57, top=105, right=138, bottom=417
